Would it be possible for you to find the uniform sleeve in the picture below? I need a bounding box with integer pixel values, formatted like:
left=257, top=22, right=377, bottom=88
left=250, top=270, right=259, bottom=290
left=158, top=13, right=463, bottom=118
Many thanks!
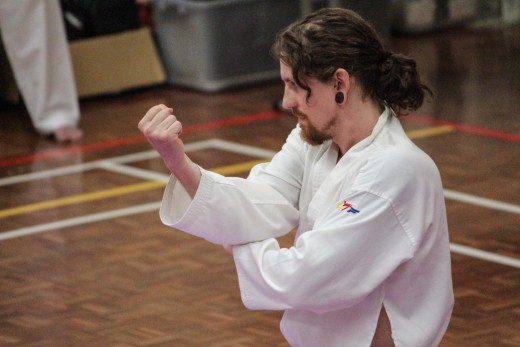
left=159, top=128, right=305, bottom=245
left=246, top=127, right=306, bottom=207
left=233, top=190, right=416, bottom=314
left=160, top=169, right=299, bottom=244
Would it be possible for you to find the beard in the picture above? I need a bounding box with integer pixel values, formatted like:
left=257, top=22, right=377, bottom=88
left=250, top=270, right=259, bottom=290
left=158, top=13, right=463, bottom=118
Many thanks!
left=292, top=109, right=334, bottom=146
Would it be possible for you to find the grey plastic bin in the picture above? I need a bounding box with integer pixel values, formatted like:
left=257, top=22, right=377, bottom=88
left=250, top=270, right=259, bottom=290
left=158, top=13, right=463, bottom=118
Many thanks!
left=152, top=0, right=301, bottom=92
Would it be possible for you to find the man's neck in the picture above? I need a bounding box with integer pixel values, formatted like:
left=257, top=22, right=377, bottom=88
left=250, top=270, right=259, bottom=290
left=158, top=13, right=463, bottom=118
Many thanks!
left=334, top=97, right=383, bottom=156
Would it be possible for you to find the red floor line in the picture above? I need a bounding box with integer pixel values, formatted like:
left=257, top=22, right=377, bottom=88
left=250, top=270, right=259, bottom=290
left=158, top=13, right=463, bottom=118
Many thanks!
left=1, top=110, right=518, bottom=168
left=407, top=114, right=520, bottom=142
left=0, top=110, right=283, bottom=168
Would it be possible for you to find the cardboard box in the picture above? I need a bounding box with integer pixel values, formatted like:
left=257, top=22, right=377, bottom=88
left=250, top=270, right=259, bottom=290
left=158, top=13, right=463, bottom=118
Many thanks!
left=152, top=0, right=301, bottom=92
left=70, top=27, right=166, bottom=97
left=0, top=27, right=166, bottom=102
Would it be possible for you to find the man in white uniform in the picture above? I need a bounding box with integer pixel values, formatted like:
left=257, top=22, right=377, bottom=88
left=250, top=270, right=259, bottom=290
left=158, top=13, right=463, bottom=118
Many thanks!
left=0, top=0, right=82, bottom=143
left=138, top=8, right=454, bottom=347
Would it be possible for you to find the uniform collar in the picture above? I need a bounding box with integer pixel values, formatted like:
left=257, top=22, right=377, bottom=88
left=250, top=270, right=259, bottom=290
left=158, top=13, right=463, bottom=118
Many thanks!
left=341, top=106, right=392, bottom=157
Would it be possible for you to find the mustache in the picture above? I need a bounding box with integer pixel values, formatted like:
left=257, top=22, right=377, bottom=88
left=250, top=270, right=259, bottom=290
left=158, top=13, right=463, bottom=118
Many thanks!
left=292, top=109, right=307, bottom=118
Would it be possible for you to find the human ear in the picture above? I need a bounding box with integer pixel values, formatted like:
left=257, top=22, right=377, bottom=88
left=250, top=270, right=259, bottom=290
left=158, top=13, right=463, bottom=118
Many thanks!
left=333, top=68, right=350, bottom=92
left=333, top=68, right=350, bottom=104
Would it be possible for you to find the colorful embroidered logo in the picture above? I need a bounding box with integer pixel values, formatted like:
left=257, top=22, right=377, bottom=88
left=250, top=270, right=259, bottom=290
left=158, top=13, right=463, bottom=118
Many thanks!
left=336, top=200, right=360, bottom=214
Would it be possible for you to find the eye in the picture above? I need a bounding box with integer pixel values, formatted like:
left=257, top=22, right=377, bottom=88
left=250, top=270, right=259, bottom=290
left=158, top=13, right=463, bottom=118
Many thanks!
left=285, top=80, right=297, bottom=90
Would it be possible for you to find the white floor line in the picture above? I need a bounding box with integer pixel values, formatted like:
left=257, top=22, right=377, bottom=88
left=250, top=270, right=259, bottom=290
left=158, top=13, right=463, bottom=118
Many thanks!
left=183, top=139, right=225, bottom=152
left=98, top=149, right=160, bottom=165
left=1, top=200, right=519, bottom=269
left=98, top=161, right=170, bottom=182
left=209, top=139, right=277, bottom=158
left=444, top=189, right=520, bottom=214
left=2, top=139, right=517, bottom=216
left=0, top=160, right=103, bottom=187
left=1, top=138, right=519, bottom=269
left=450, top=243, right=520, bottom=269
left=207, top=140, right=520, bottom=215
left=0, top=202, right=161, bottom=241
left=0, top=150, right=159, bottom=187
left=0, top=140, right=217, bottom=187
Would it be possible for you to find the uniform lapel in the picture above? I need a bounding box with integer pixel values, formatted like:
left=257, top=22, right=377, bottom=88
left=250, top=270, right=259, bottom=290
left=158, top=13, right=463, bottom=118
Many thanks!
left=305, top=109, right=391, bottom=230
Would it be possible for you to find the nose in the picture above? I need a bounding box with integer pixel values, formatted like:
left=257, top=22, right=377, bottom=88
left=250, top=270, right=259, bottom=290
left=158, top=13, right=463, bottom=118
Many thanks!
left=282, top=87, right=297, bottom=110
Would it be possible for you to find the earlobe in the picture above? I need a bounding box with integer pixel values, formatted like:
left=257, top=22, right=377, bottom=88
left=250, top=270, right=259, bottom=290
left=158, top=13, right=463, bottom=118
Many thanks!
left=335, top=92, right=345, bottom=104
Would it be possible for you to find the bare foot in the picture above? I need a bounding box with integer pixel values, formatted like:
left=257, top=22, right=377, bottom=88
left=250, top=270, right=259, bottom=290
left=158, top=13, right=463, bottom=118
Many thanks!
left=52, top=126, right=83, bottom=143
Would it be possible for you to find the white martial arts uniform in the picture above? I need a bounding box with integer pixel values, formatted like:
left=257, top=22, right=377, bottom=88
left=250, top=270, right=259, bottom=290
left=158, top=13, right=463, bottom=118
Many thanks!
left=0, top=0, right=80, bottom=135
left=161, top=108, right=454, bottom=347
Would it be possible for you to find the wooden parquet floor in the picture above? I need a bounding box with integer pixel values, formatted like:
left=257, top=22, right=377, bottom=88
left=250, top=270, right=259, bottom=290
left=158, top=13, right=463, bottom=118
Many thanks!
left=0, top=24, right=519, bottom=346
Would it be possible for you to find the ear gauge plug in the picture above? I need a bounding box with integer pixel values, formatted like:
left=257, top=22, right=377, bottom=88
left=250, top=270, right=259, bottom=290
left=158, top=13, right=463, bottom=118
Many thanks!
left=334, top=81, right=344, bottom=103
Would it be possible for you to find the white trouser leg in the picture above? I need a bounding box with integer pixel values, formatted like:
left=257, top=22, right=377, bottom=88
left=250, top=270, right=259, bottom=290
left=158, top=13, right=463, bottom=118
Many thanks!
left=0, top=0, right=80, bottom=135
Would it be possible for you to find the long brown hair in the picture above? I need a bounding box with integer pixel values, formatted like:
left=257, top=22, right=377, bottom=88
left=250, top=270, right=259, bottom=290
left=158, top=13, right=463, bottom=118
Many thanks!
left=271, top=8, right=432, bottom=116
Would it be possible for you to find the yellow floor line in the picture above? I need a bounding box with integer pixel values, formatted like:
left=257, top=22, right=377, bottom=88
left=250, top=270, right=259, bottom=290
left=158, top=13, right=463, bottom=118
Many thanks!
left=0, top=126, right=451, bottom=219
left=0, top=160, right=268, bottom=219
left=407, top=125, right=455, bottom=139
left=211, top=159, right=268, bottom=176
left=0, top=181, right=166, bottom=219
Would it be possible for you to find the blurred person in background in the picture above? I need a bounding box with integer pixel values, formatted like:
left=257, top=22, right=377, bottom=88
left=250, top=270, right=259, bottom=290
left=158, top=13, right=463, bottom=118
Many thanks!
left=0, top=0, right=82, bottom=143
